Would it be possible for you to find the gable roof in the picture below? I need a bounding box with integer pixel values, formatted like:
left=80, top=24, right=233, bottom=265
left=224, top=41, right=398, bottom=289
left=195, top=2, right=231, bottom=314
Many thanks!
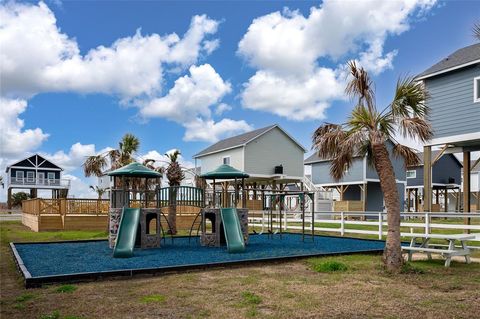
left=194, top=124, right=306, bottom=158
left=408, top=151, right=463, bottom=168
left=305, top=140, right=398, bottom=164
left=5, top=154, right=63, bottom=172
left=416, top=43, right=480, bottom=80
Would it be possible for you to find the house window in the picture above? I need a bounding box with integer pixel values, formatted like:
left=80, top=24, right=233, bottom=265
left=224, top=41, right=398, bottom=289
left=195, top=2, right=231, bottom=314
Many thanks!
left=26, top=171, right=34, bottom=182
left=222, top=156, right=231, bottom=165
left=475, top=76, right=480, bottom=103
left=406, top=170, right=416, bottom=179
left=47, top=172, right=55, bottom=180
left=15, top=171, right=24, bottom=182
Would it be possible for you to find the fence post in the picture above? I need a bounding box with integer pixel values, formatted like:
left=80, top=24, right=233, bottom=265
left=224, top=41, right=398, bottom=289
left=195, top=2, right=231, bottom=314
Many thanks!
left=378, top=212, right=383, bottom=239
left=425, top=212, right=430, bottom=235
left=262, top=210, right=265, bottom=233
left=340, top=211, right=345, bottom=236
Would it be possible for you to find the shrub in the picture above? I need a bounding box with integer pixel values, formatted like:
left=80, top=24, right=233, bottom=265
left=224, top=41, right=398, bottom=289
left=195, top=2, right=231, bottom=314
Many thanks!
left=311, top=260, right=348, bottom=273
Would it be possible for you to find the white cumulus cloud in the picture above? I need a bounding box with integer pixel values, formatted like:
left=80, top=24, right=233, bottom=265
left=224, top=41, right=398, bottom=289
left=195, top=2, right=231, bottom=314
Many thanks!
left=0, top=98, right=49, bottom=158
left=183, top=118, right=253, bottom=143
left=0, top=2, right=219, bottom=100
left=0, top=1, right=226, bottom=161
left=238, top=0, right=437, bottom=120
left=140, top=64, right=252, bottom=142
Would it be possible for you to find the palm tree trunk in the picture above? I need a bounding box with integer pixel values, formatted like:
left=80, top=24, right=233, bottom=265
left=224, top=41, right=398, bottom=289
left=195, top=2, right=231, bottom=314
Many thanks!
left=372, top=142, right=403, bottom=273
left=168, top=187, right=177, bottom=235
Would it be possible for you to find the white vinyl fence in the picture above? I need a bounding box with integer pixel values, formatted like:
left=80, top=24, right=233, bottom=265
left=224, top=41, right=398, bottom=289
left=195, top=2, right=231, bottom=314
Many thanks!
left=248, top=211, right=480, bottom=248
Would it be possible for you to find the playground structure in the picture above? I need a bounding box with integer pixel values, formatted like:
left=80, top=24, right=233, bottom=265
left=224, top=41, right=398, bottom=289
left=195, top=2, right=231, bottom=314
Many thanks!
left=107, top=162, right=316, bottom=258
left=108, top=163, right=165, bottom=257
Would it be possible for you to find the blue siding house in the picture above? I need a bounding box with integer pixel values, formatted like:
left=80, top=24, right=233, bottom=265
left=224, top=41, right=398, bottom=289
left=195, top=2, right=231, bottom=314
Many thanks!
left=416, top=43, right=480, bottom=212
left=304, top=141, right=406, bottom=212
left=406, top=151, right=462, bottom=212
left=5, top=154, right=70, bottom=208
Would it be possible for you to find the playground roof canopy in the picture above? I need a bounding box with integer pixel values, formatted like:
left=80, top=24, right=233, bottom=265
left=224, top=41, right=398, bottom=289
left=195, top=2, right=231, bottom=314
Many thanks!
left=200, top=164, right=249, bottom=179
left=107, top=162, right=162, bottom=178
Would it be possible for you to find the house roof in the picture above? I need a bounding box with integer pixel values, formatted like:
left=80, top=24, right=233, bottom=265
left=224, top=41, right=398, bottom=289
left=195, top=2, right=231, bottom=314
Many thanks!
left=200, top=164, right=249, bottom=179
left=194, top=124, right=306, bottom=158
left=107, top=162, right=162, bottom=178
left=416, top=43, right=480, bottom=80
left=408, top=151, right=463, bottom=168
left=5, top=154, right=63, bottom=172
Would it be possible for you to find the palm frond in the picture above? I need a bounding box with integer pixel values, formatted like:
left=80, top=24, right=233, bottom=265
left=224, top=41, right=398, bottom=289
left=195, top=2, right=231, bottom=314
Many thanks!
left=392, top=143, right=420, bottom=167
left=120, top=133, right=140, bottom=155
left=348, top=104, right=376, bottom=130
left=330, top=152, right=353, bottom=181
left=312, top=123, right=346, bottom=160
left=345, top=61, right=375, bottom=110
left=398, top=117, right=433, bottom=143
left=473, top=23, right=480, bottom=41
left=83, top=155, right=107, bottom=177
left=390, top=76, right=429, bottom=118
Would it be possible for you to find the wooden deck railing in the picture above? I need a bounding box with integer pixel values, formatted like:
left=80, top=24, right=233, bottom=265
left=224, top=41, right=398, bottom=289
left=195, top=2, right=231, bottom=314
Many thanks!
left=22, top=198, right=109, bottom=215
left=22, top=198, right=203, bottom=216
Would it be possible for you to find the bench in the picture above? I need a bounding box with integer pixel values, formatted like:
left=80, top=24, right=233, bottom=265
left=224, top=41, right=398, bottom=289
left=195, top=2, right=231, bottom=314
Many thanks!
left=401, top=233, right=474, bottom=267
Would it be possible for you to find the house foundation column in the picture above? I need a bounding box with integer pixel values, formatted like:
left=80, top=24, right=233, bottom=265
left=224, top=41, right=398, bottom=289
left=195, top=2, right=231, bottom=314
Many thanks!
left=423, top=146, right=432, bottom=212
left=463, top=151, right=471, bottom=232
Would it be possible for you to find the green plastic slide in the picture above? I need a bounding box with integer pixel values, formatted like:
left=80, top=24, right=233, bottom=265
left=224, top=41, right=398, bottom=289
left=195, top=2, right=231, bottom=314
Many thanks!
left=220, top=208, right=246, bottom=253
left=113, top=207, right=141, bottom=258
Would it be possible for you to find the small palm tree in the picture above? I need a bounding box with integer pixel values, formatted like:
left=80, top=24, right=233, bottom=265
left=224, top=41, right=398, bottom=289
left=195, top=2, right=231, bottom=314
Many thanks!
left=312, top=61, right=432, bottom=273
left=165, top=150, right=185, bottom=234
left=83, top=133, right=140, bottom=177
left=89, top=185, right=107, bottom=200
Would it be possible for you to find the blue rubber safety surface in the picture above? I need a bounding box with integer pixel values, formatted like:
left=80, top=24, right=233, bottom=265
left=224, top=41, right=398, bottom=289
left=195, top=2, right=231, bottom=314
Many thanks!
left=14, top=234, right=384, bottom=278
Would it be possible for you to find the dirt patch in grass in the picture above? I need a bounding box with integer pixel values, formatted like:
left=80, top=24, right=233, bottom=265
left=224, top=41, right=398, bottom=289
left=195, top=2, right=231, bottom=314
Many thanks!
left=1, top=221, right=480, bottom=319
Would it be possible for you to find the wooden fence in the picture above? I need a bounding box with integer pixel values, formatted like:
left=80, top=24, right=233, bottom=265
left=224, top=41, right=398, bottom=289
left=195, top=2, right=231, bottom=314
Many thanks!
left=21, top=198, right=202, bottom=232
left=333, top=200, right=364, bottom=212
left=22, top=198, right=109, bottom=215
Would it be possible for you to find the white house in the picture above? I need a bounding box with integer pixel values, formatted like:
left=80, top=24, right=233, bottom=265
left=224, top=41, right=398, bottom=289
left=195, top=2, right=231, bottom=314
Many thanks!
left=193, top=124, right=306, bottom=186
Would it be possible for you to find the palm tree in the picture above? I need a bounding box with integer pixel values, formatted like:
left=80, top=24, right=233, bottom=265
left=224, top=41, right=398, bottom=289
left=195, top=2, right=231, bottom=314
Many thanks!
left=312, top=61, right=432, bottom=273
left=474, top=23, right=480, bottom=41
left=165, top=150, right=185, bottom=234
left=0, top=176, right=4, bottom=189
left=83, top=133, right=140, bottom=177
left=89, top=185, right=107, bottom=200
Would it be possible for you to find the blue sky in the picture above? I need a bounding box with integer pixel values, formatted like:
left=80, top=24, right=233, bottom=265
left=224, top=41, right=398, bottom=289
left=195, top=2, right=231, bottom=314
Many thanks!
left=1, top=0, right=479, bottom=199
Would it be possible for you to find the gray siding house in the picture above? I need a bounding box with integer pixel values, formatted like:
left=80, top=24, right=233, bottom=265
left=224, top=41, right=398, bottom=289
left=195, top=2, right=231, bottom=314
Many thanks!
left=406, top=151, right=462, bottom=212
left=194, top=124, right=306, bottom=185
left=304, top=141, right=406, bottom=212
left=416, top=43, right=480, bottom=212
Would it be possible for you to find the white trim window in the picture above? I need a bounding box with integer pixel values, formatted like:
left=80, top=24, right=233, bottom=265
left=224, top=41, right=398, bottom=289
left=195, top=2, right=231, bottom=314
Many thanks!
left=475, top=76, right=480, bottom=103
left=15, top=171, right=24, bottom=183
left=222, top=156, right=231, bottom=165
left=26, top=171, right=34, bottom=182
left=406, top=170, right=416, bottom=179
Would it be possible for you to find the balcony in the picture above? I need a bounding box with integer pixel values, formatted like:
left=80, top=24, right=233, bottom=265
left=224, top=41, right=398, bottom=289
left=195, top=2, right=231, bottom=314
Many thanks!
left=7, top=177, right=70, bottom=189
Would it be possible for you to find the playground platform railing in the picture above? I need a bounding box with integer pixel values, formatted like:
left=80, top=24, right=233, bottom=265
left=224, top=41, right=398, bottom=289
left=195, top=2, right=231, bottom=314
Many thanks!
left=248, top=211, right=480, bottom=248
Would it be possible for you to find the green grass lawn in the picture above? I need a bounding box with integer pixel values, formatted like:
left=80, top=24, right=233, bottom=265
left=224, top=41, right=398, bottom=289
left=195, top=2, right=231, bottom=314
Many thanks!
left=1, top=221, right=480, bottom=319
